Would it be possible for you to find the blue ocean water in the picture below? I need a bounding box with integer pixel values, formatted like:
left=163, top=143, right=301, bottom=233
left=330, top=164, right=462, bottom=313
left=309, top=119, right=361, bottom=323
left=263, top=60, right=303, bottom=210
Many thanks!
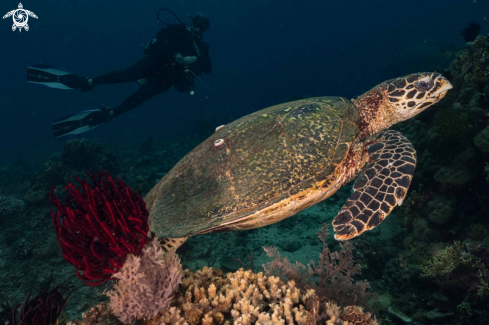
left=0, top=0, right=483, bottom=163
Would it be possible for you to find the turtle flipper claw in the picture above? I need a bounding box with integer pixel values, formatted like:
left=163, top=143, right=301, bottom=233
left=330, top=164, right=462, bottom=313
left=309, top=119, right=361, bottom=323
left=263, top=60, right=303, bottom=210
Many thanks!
left=333, top=130, right=417, bottom=240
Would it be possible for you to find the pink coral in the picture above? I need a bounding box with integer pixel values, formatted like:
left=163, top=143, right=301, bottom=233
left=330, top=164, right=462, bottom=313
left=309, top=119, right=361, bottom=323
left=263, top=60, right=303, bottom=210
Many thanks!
left=263, top=223, right=372, bottom=308
left=105, top=238, right=182, bottom=324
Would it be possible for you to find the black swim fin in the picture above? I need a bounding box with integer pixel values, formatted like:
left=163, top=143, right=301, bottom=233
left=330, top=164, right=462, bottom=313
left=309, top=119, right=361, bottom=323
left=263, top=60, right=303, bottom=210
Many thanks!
left=52, top=109, right=112, bottom=139
left=28, top=64, right=89, bottom=91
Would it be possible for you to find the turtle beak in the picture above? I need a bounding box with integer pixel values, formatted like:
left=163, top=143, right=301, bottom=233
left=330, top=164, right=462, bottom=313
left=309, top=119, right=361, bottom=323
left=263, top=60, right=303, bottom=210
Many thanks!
left=429, top=75, right=452, bottom=101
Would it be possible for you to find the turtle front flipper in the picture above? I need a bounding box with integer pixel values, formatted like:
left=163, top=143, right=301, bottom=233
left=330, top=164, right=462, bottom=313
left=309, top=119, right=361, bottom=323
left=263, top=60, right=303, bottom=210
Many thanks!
left=333, top=130, right=416, bottom=240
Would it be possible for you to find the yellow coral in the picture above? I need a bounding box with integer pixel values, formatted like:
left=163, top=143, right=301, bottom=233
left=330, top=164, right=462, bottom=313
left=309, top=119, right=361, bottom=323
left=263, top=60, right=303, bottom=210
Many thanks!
left=477, top=270, right=489, bottom=297
left=421, top=241, right=466, bottom=277
left=158, top=307, right=187, bottom=325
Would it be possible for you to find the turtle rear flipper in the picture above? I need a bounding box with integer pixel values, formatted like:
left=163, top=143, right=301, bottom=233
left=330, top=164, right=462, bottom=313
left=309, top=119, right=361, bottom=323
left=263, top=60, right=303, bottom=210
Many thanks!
left=159, top=237, right=188, bottom=252
left=333, top=130, right=416, bottom=240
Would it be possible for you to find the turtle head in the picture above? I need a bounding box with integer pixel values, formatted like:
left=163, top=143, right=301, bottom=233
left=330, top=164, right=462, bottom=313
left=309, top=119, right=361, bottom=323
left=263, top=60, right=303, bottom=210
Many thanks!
left=384, top=72, right=452, bottom=120
left=353, top=72, right=452, bottom=137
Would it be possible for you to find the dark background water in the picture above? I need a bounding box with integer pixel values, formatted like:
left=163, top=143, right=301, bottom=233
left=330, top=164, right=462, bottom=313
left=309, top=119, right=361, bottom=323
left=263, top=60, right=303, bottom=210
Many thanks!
left=0, top=0, right=486, bottom=165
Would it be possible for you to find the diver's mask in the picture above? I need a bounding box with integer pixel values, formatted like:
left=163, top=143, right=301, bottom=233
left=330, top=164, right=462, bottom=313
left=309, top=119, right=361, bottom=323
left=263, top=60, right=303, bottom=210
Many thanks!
left=190, top=13, right=210, bottom=36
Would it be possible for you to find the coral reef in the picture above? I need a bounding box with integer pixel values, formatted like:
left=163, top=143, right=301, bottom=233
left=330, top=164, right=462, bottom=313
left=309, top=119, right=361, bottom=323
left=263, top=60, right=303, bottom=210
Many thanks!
left=450, top=35, right=489, bottom=87
left=24, top=139, right=121, bottom=205
left=0, top=299, right=15, bottom=325
left=119, top=138, right=200, bottom=195
left=262, top=224, right=372, bottom=310
left=422, top=241, right=489, bottom=297
left=0, top=195, right=25, bottom=220
left=139, top=136, right=155, bottom=154
left=106, top=239, right=182, bottom=324
left=421, top=241, right=469, bottom=278
left=50, top=172, right=151, bottom=285
left=474, top=125, right=489, bottom=154
left=395, top=184, right=430, bottom=231
left=374, top=33, right=489, bottom=321
left=0, top=136, right=202, bottom=324
left=12, top=286, right=73, bottom=325
left=485, top=163, right=489, bottom=183
left=61, top=139, right=119, bottom=173
left=426, top=195, right=456, bottom=225
left=433, top=107, right=468, bottom=138
left=49, top=182, right=378, bottom=325
left=8, top=31, right=489, bottom=324
left=69, top=266, right=378, bottom=325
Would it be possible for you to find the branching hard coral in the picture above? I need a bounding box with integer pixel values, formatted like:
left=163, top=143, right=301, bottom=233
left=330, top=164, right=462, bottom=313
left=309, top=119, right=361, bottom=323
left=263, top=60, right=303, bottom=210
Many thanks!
left=340, top=305, right=378, bottom=325
left=160, top=267, right=377, bottom=325
left=50, top=172, right=153, bottom=285
left=174, top=267, right=311, bottom=325
left=12, top=287, right=73, bottom=325
left=105, top=238, right=182, bottom=324
left=263, top=224, right=372, bottom=309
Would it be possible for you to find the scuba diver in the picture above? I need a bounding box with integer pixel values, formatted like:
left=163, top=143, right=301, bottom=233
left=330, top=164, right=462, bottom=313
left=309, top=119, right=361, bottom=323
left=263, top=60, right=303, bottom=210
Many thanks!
left=27, top=11, right=212, bottom=139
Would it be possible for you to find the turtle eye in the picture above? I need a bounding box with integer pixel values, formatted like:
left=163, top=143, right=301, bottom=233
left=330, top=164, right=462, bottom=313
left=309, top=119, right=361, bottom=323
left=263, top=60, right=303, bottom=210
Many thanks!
left=414, top=77, right=434, bottom=92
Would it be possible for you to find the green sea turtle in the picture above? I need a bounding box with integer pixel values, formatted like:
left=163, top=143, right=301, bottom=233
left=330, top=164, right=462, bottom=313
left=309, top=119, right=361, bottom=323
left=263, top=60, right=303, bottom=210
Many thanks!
left=145, top=72, right=452, bottom=249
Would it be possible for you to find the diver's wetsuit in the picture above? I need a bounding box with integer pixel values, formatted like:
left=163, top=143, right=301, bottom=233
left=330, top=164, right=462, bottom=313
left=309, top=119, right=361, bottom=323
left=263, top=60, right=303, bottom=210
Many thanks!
left=91, top=24, right=212, bottom=117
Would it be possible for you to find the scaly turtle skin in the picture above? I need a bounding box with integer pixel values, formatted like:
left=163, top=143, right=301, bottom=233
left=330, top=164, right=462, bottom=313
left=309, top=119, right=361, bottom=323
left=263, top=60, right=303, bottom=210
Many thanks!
left=145, top=72, right=452, bottom=249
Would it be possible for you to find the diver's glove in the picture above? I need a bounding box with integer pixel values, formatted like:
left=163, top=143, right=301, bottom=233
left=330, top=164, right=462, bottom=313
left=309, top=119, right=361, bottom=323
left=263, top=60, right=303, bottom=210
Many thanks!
left=183, top=56, right=197, bottom=65
left=174, top=52, right=197, bottom=66
left=88, top=107, right=115, bottom=127
left=62, top=75, right=93, bottom=92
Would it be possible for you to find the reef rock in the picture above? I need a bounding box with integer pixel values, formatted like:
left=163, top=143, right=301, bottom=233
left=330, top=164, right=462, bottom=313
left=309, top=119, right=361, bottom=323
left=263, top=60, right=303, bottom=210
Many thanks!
left=434, top=166, right=471, bottom=186
left=411, top=219, right=442, bottom=243
left=433, top=147, right=475, bottom=186
left=474, top=125, right=489, bottom=154
left=427, top=195, right=456, bottom=225
left=388, top=305, right=412, bottom=323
